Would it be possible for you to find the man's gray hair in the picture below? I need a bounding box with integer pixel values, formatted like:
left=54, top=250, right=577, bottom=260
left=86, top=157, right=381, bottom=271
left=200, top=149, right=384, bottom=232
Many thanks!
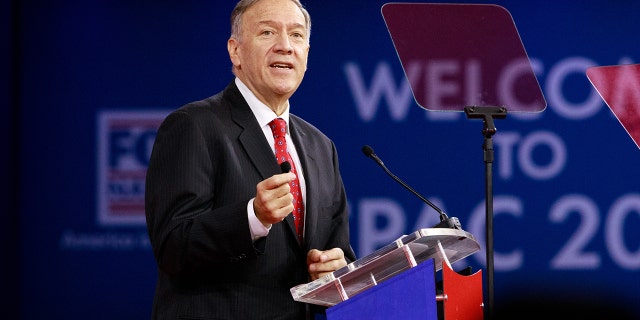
left=230, top=0, right=311, bottom=40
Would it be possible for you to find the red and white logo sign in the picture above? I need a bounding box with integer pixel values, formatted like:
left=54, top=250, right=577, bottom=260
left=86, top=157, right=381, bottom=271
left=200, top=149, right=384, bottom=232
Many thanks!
left=96, top=110, right=168, bottom=226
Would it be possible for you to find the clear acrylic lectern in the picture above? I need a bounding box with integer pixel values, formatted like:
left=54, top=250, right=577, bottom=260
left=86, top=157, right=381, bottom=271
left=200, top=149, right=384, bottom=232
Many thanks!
left=290, top=228, right=479, bottom=307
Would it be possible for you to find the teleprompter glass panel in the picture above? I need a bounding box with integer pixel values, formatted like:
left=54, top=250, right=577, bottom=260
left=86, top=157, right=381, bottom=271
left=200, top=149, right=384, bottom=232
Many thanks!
left=382, top=3, right=546, bottom=112
left=587, top=64, right=640, bottom=149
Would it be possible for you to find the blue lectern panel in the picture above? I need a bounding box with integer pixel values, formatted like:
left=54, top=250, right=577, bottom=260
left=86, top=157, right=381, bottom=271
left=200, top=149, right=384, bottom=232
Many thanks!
left=326, top=259, right=437, bottom=320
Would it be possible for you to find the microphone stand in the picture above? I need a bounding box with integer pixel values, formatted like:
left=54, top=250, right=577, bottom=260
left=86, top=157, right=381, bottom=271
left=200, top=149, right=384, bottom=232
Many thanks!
left=464, top=105, right=507, bottom=320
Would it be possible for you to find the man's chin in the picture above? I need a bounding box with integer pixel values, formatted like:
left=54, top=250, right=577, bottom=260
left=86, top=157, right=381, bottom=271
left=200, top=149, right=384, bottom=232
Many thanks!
left=270, top=82, right=300, bottom=97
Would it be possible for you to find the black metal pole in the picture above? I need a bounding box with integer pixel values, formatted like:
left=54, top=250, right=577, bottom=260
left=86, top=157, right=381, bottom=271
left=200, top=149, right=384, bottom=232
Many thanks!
left=464, top=106, right=507, bottom=320
left=483, top=133, right=496, bottom=320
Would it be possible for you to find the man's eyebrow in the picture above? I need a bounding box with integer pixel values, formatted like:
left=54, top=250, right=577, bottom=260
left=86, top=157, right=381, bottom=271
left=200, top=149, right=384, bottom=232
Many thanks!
left=257, top=20, right=306, bottom=30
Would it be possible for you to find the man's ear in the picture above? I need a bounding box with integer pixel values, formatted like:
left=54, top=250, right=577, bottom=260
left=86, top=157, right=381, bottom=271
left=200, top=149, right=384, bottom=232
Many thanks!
left=228, top=38, right=241, bottom=66
left=304, top=45, right=310, bottom=70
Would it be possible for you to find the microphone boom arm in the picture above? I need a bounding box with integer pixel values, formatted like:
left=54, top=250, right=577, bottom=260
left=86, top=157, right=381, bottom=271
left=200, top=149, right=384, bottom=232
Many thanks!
left=374, top=154, right=448, bottom=222
left=362, top=145, right=451, bottom=223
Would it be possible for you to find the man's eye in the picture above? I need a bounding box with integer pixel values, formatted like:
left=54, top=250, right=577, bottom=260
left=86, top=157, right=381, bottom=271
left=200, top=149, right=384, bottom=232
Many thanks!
left=292, top=32, right=307, bottom=41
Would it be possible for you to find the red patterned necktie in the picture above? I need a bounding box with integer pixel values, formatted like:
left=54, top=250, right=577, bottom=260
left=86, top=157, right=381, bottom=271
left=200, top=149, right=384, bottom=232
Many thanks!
left=269, top=118, right=304, bottom=243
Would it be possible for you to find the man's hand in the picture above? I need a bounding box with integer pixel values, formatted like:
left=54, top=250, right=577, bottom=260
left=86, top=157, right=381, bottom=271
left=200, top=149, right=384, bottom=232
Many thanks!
left=307, top=248, right=347, bottom=280
left=253, top=173, right=295, bottom=226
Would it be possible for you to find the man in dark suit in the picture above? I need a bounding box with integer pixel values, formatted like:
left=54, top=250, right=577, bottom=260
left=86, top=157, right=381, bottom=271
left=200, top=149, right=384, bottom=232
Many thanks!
left=144, top=0, right=356, bottom=319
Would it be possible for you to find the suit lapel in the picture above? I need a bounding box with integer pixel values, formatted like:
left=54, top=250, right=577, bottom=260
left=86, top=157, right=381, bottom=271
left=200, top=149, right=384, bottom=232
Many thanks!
left=289, top=117, right=318, bottom=249
left=225, top=83, right=280, bottom=180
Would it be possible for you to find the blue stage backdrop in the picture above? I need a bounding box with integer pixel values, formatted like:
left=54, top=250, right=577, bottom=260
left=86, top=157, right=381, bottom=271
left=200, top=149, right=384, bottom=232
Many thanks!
left=16, top=0, right=640, bottom=319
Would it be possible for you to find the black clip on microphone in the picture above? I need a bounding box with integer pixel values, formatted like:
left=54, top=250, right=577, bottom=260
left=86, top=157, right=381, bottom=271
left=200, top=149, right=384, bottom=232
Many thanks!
left=280, top=161, right=291, bottom=173
left=361, top=145, right=461, bottom=230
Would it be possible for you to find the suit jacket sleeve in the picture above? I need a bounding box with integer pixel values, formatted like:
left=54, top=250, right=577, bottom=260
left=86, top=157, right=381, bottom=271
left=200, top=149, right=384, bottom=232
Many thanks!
left=145, top=105, right=258, bottom=275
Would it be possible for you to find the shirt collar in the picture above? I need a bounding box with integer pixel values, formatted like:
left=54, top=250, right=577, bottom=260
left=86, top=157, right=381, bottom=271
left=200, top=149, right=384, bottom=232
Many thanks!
left=235, top=77, right=290, bottom=130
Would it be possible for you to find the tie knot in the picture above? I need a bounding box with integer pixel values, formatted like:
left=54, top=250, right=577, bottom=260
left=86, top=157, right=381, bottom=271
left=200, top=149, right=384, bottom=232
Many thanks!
left=269, top=118, right=287, bottom=138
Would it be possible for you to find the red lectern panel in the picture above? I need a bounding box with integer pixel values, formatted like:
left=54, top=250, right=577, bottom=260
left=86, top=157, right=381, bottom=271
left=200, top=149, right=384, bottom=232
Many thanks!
left=443, top=261, right=484, bottom=320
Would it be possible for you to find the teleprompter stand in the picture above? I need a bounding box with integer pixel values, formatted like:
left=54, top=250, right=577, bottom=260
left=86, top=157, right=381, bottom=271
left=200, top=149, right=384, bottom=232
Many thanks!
left=464, top=106, right=507, bottom=319
left=381, top=3, right=547, bottom=319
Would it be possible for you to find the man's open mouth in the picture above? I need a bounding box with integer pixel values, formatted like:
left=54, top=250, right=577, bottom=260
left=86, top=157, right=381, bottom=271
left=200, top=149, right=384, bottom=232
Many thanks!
left=271, top=63, right=293, bottom=69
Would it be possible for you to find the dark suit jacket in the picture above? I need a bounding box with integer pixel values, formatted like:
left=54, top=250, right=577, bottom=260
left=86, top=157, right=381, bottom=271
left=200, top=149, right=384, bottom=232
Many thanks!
left=145, top=81, right=356, bottom=320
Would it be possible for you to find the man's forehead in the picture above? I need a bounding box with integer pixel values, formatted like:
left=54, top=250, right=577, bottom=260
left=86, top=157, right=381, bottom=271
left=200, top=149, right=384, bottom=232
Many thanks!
left=245, top=0, right=306, bottom=25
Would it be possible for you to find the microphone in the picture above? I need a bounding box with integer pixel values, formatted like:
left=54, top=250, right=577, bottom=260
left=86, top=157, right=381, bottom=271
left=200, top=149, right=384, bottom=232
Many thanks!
left=280, top=161, right=291, bottom=173
left=361, top=145, right=461, bottom=229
